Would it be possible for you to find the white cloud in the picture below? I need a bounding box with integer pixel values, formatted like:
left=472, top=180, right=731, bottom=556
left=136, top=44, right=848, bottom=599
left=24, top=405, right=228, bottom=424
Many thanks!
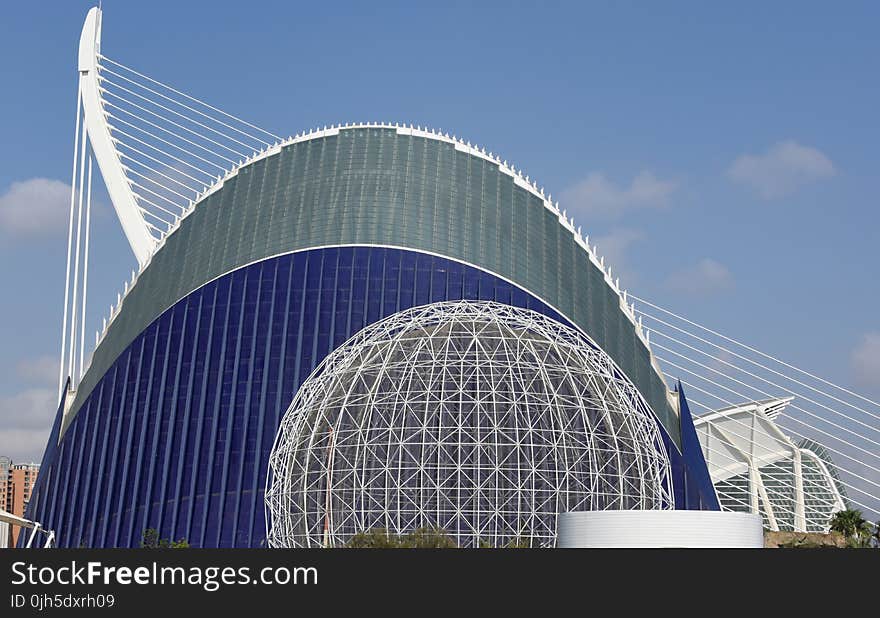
left=706, top=348, right=736, bottom=376
left=0, top=355, right=61, bottom=462
left=727, top=141, right=835, bottom=199
left=562, top=171, right=677, bottom=218
left=593, top=228, right=643, bottom=268
left=665, top=258, right=733, bottom=296
left=0, top=388, right=56, bottom=463
left=851, top=333, right=880, bottom=389
left=0, top=178, right=71, bottom=238
left=16, top=355, right=59, bottom=388
left=592, top=228, right=644, bottom=286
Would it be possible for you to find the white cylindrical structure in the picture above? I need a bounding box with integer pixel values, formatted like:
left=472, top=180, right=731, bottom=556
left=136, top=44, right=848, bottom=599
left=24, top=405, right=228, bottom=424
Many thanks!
left=557, top=510, right=764, bottom=548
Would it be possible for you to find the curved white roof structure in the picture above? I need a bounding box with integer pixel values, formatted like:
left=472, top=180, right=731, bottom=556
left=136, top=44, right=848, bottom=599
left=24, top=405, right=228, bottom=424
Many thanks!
left=78, top=8, right=155, bottom=264
left=695, top=398, right=847, bottom=532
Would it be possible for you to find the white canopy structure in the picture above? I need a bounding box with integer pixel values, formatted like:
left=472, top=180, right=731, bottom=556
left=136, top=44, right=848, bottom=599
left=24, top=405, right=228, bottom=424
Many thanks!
left=695, top=398, right=847, bottom=532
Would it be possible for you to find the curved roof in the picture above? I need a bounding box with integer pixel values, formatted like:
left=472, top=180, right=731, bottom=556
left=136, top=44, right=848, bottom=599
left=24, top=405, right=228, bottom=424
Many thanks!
left=69, top=124, right=678, bottom=442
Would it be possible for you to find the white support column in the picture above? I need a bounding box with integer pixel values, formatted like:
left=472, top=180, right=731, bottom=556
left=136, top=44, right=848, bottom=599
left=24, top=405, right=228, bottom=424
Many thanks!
left=68, top=113, right=88, bottom=382
left=747, top=464, right=764, bottom=524
left=59, top=85, right=82, bottom=400
left=754, top=470, right=779, bottom=531
left=792, top=447, right=806, bottom=532
left=708, top=419, right=782, bottom=530
left=79, top=157, right=93, bottom=380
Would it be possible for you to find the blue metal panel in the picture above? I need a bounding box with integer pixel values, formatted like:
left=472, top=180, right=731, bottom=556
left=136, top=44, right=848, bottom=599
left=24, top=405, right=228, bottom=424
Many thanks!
left=657, top=384, right=721, bottom=511
left=677, top=383, right=721, bottom=510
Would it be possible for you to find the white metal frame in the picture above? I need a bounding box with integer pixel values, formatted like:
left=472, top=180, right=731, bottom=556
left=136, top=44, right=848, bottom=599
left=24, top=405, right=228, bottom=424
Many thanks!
left=266, top=301, right=673, bottom=548
left=0, top=509, right=55, bottom=549
left=694, top=398, right=847, bottom=532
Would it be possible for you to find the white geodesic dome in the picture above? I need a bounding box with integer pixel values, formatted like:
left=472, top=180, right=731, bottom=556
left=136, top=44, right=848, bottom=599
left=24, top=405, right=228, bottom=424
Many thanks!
left=266, top=301, right=673, bottom=548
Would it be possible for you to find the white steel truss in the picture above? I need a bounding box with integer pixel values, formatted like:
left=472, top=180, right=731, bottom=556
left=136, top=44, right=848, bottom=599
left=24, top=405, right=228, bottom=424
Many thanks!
left=266, top=301, right=674, bottom=548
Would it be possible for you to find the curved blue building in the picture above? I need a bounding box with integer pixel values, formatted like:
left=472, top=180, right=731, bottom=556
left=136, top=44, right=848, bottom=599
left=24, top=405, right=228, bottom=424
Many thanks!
left=26, top=122, right=719, bottom=547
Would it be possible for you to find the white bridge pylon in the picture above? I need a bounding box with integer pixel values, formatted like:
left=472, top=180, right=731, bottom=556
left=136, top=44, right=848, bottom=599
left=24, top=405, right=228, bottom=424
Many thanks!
left=78, top=7, right=154, bottom=265
left=75, top=7, right=281, bottom=266
left=59, top=7, right=281, bottom=398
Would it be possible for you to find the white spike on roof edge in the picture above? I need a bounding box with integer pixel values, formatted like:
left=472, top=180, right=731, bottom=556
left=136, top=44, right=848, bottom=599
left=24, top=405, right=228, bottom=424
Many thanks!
left=89, top=122, right=656, bottom=386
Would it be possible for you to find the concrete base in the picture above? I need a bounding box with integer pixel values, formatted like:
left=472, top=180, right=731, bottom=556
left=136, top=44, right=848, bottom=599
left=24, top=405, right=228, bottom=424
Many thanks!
left=557, top=510, right=764, bottom=548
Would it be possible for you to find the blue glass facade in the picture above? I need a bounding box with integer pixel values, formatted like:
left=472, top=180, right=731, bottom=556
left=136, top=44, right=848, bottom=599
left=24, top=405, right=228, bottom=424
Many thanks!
left=26, top=245, right=716, bottom=548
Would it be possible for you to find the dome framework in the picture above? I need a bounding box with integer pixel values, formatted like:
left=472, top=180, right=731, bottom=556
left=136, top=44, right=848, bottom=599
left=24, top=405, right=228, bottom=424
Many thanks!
left=267, top=301, right=673, bottom=548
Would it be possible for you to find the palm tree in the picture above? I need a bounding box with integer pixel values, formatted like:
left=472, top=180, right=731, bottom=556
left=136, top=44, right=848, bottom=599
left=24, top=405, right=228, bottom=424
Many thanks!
left=828, top=509, right=872, bottom=547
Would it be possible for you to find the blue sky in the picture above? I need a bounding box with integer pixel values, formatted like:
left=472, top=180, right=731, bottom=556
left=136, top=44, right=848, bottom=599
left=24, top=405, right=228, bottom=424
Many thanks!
left=0, top=1, right=878, bottom=461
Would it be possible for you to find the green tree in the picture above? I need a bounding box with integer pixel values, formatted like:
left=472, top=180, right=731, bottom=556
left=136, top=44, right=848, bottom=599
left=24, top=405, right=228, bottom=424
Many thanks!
left=346, top=528, right=402, bottom=548
left=346, top=527, right=456, bottom=548
left=141, top=528, right=163, bottom=548
left=141, top=528, right=189, bottom=548
left=346, top=527, right=538, bottom=548
left=477, top=536, right=531, bottom=548
left=503, top=537, right=531, bottom=548
left=828, top=509, right=872, bottom=547
left=398, top=527, right=457, bottom=548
